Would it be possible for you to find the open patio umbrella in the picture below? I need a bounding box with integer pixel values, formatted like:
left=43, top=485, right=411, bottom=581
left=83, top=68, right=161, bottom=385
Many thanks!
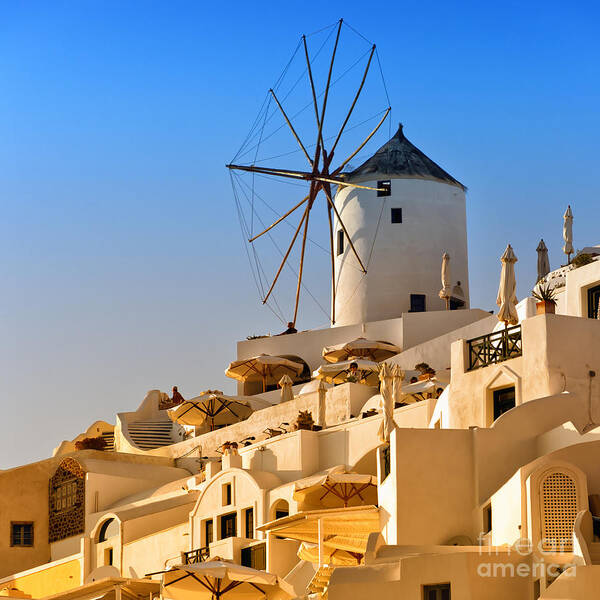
left=293, top=465, right=377, bottom=508
left=278, top=374, right=294, bottom=403
left=378, top=362, right=395, bottom=442
left=313, top=358, right=380, bottom=386
left=225, top=354, right=304, bottom=393
left=536, top=239, right=550, bottom=282
left=158, top=560, right=293, bottom=600
left=438, top=252, right=452, bottom=309
left=297, top=541, right=362, bottom=566
left=497, top=244, right=519, bottom=327
left=322, top=338, right=400, bottom=363
left=168, top=391, right=269, bottom=430
left=563, top=205, right=574, bottom=263
left=400, top=378, right=446, bottom=403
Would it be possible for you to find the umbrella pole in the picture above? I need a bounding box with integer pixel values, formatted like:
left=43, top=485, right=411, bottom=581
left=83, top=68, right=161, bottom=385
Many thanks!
left=262, top=374, right=266, bottom=393
left=445, top=297, right=450, bottom=310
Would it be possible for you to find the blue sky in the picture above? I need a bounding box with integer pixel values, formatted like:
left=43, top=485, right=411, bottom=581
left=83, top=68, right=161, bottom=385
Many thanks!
left=1, top=1, right=599, bottom=468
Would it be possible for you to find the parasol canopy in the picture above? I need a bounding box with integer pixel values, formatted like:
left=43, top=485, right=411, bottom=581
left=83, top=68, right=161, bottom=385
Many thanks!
left=168, top=391, right=269, bottom=430
left=316, top=379, right=328, bottom=428
left=391, top=364, right=404, bottom=406
left=225, top=354, right=304, bottom=393
left=496, top=244, right=519, bottom=326
left=563, top=205, right=574, bottom=259
left=313, top=358, right=380, bottom=386
left=158, top=560, right=293, bottom=600
left=536, top=239, right=550, bottom=282
left=293, top=465, right=377, bottom=508
left=322, top=338, right=401, bottom=363
left=438, top=252, right=452, bottom=308
left=400, top=378, right=445, bottom=402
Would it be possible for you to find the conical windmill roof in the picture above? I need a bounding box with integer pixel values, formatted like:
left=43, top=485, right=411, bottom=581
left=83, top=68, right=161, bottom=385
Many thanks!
left=344, top=124, right=465, bottom=190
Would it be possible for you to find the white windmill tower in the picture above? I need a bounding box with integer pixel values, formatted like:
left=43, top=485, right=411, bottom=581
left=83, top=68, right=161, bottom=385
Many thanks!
left=332, top=124, right=470, bottom=326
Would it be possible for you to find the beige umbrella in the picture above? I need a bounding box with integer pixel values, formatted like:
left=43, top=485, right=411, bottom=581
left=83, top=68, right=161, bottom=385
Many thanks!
left=438, top=252, right=452, bottom=309
left=159, top=560, right=293, bottom=600
left=391, top=364, right=404, bottom=406
left=225, top=354, right=303, bottom=393
left=293, top=465, right=377, bottom=508
left=378, top=362, right=395, bottom=442
left=278, top=374, right=294, bottom=403
left=313, top=358, right=380, bottom=386
left=322, top=338, right=400, bottom=363
left=168, top=391, right=269, bottom=430
left=563, top=205, right=574, bottom=262
left=317, top=380, right=327, bottom=428
left=497, top=244, right=519, bottom=327
left=536, top=239, right=550, bottom=282
left=400, top=378, right=446, bottom=402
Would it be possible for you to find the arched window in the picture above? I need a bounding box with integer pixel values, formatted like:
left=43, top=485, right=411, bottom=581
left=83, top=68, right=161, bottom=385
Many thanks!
left=98, top=518, right=119, bottom=542
left=271, top=499, right=289, bottom=521
left=540, top=472, right=578, bottom=552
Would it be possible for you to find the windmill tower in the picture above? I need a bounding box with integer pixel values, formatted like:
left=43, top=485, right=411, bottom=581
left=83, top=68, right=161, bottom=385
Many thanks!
left=332, top=125, right=470, bottom=326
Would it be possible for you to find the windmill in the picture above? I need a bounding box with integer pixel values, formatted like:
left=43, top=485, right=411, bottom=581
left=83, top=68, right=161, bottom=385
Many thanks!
left=227, top=19, right=391, bottom=327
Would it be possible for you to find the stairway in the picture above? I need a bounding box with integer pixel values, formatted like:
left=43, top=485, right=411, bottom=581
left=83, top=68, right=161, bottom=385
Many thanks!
left=308, top=566, right=334, bottom=599
left=100, top=431, right=115, bottom=451
left=127, top=421, right=174, bottom=450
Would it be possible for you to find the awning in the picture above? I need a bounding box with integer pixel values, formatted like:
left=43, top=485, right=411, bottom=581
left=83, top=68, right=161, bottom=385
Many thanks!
left=257, top=505, right=381, bottom=554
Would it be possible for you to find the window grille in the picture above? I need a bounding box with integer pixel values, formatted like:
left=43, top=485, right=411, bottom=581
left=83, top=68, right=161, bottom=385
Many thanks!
left=540, top=472, right=578, bottom=552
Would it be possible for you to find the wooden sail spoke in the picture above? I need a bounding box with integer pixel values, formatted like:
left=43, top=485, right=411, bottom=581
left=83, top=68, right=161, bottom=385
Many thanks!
left=248, top=194, right=310, bottom=243
left=293, top=193, right=313, bottom=325
left=226, top=163, right=312, bottom=180
left=262, top=204, right=310, bottom=305
left=330, top=44, right=376, bottom=156
left=333, top=106, right=391, bottom=176
left=302, top=35, right=322, bottom=136
left=269, top=89, right=313, bottom=168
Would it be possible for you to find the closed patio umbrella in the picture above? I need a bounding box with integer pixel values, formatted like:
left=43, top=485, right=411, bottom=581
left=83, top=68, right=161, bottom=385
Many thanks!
left=317, top=380, right=327, bottom=428
left=378, top=362, right=395, bottom=442
left=563, top=205, right=574, bottom=262
left=322, top=338, right=400, bottom=363
left=278, top=374, right=294, bottom=403
left=313, top=358, right=380, bottom=386
left=438, top=252, right=451, bottom=309
left=497, top=244, right=519, bottom=327
left=297, top=541, right=362, bottom=566
left=225, top=354, right=304, bottom=393
left=391, top=364, right=403, bottom=406
left=536, top=239, right=550, bottom=282
left=157, top=560, right=293, bottom=600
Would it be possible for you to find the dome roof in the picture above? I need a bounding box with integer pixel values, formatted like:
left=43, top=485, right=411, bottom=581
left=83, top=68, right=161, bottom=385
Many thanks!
left=344, top=124, right=465, bottom=190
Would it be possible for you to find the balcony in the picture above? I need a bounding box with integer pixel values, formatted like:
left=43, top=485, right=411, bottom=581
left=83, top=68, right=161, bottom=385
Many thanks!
left=467, top=325, right=522, bottom=371
left=183, top=546, right=209, bottom=564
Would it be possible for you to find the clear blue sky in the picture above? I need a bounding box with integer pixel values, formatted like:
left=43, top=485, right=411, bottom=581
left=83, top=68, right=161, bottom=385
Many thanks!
left=1, top=1, right=599, bottom=469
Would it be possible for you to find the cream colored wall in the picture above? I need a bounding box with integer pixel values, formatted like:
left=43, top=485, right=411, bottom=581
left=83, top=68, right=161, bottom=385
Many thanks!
left=328, top=550, right=531, bottom=600
left=490, top=470, right=524, bottom=547
left=566, top=261, right=600, bottom=317
left=190, top=468, right=267, bottom=550
left=122, top=521, right=189, bottom=578
left=448, top=314, right=600, bottom=429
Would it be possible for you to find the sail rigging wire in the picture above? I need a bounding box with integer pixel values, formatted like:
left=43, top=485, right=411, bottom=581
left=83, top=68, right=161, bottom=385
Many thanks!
left=232, top=171, right=331, bottom=321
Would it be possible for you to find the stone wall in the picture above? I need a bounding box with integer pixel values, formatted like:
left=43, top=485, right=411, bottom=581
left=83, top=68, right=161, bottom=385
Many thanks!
left=48, top=458, right=85, bottom=543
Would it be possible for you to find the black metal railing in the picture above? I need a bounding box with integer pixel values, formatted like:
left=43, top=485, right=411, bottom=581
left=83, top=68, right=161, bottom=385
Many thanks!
left=467, top=325, right=522, bottom=371
left=183, top=546, right=210, bottom=564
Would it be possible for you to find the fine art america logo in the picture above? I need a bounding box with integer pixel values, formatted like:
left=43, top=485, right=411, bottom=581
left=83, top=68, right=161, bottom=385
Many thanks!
left=476, top=533, right=579, bottom=579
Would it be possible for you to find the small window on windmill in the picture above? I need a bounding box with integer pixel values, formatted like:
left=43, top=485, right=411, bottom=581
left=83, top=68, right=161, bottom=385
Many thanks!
left=377, top=180, right=391, bottom=197
left=337, top=230, right=344, bottom=255
left=391, top=208, right=402, bottom=223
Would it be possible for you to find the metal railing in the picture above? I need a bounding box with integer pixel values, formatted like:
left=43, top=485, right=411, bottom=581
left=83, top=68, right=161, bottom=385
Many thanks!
left=467, top=325, right=522, bottom=371
left=183, top=546, right=210, bottom=564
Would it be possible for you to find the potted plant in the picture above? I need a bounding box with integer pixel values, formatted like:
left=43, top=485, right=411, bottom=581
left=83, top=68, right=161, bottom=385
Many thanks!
left=75, top=436, right=107, bottom=451
left=294, top=410, right=315, bottom=431
left=414, top=362, right=436, bottom=381
left=532, top=283, right=556, bottom=315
